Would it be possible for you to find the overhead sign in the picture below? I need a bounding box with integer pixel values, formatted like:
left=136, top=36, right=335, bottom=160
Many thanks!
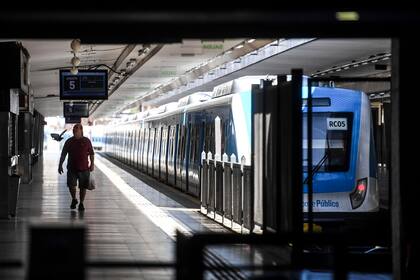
left=59, top=70, right=108, bottom=100
left=63, top=102, right=89, bottom=118
left=65, top=116, right=81, bottom=124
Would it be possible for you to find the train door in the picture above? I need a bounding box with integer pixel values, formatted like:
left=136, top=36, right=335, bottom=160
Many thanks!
left=176, top=124, right=186, bottom=190
left=160, top=126, right=169, bottom=183
left=124, top=130, right=129, bottom=164
left=143, top=128, right=149, bottom=172
left=148, top=128, right=155, bottom=175
left=204, top=120, right=215, bottom=155
left=188, top=121, right=202, bottom=197
left=153, top=126, right=162, bottom=179
left=128, top=130, right=132, bottom=165
left=125, top=130, right=129, bottom=164
left=181, top=122, right=191, bottom=192
left=167, top=124, right=177, bottom=186
left=132, top=129, right=137, bottom=167
left=136, top=128, right=141, bottom=170
left=139, top=128, right=144, bottom=171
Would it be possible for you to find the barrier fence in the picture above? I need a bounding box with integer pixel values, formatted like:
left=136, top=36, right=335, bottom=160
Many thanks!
left=200, top=151, right=254, bottom=232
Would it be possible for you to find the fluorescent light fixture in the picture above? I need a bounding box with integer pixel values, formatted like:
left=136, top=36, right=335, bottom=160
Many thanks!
left=247, top=39, right=256, bottom=43
left=235, top=44, right=244, bottom=49
left=336, top=11, right=360, bottom=21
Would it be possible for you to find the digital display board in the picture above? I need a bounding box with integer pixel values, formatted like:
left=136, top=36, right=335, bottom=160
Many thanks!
left=59, top=70, right=108, bottom=100
left=65, top=116, right=81, bottom=124
left=63, top=102, right=89, bottom=117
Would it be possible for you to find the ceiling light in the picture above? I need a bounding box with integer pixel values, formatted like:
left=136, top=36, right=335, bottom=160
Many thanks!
left=143, top=44, right=151, bottom=53
left=71, top=56, right=81, bottom=67
left=70, top=39, right=81, bottom=53
left=70, top=67, right=78, bottom=75
left=336, top=11, right=360, bottom=21
left=235, top=44, right=244, bottom=49
left=247, top=39, right=256, bottom=43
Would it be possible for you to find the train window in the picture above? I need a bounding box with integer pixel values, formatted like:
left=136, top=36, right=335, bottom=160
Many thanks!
left=195, top=124, right=200, bottom=161
left=303, top=112, right=353, bottom=172
left=302, top=97, right=331, bottom=107
left=189, top=124, right=197, bottom=162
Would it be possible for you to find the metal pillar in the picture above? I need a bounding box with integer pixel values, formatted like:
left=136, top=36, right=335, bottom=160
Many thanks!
left=18, top=111, right=33, bottom=184
left=0, top=90, right=20, bottom=219
left=0, top=42, right=29, bottom=218
left=252, top=70, right=303, bottom=234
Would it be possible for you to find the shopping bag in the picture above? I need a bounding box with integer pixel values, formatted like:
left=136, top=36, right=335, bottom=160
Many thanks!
left=87, top=171, right=96, bottom=190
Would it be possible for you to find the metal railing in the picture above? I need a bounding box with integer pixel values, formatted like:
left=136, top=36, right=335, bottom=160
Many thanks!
left=200, top=151, right=254, bottom=232
left=176, top=231, right=392, bottom=280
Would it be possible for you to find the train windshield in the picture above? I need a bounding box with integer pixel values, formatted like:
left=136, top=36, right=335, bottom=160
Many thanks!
left=303, top=112, right=353, bottom=172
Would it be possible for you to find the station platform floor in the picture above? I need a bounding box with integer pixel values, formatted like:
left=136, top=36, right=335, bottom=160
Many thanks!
left=0, top=149, right=393, bottom=280
left=0, top=150, right=232, bottom=279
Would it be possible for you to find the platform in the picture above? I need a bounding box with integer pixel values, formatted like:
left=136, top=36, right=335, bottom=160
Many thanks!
left=0, top=149, right=393, bottom=280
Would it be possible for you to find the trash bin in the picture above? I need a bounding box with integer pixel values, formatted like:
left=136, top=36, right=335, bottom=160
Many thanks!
left=8, top=174, right=21, bottom=217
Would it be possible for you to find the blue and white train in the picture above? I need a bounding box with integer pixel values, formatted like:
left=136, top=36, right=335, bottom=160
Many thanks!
left=100, top=75, right=379, bottom=224
left=302, top=86, right=379, bottom=215
left=103, top=76, right=256, bottom=198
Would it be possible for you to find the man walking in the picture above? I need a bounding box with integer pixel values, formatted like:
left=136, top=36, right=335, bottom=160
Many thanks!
left=58, top=123, right=94, bottom=211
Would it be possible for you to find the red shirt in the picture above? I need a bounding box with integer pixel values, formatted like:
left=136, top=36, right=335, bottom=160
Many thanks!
left=63, top=136, right=94, bottom=172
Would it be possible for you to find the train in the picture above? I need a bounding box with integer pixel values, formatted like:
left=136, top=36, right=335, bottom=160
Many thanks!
left=302, top=85, right=379, bottom=216
left=97, top=75, right=380, bottom=227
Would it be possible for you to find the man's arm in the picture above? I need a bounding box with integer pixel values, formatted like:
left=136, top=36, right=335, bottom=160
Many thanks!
left=88, top=138, right=95, bottom=172
left=89, top=154, right=94, bottom=172
left=58, top=141, right=68, bottom=174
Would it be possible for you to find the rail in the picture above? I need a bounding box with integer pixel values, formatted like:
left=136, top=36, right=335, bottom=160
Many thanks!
left=200, top=151, right=254, bottom=233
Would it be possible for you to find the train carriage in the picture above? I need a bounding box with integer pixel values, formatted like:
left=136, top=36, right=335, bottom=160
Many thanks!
left=101, top=76, right=380, bottom=228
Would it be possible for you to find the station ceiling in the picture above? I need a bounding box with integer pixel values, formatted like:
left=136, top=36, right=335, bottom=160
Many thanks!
left=17, top=38, right=390, bottom=118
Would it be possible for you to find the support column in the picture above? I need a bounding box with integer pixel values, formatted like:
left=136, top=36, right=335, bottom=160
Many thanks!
left=18, top=111, right=33, bottom=184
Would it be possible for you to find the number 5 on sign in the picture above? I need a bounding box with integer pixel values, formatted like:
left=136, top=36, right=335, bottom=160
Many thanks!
left=69, top=80, right=76, bottom=90
left=64, top=76, right=80, bottom=91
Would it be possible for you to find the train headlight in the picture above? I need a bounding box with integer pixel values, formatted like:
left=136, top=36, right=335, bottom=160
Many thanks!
left=350, top=178, right=367, bottom=209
